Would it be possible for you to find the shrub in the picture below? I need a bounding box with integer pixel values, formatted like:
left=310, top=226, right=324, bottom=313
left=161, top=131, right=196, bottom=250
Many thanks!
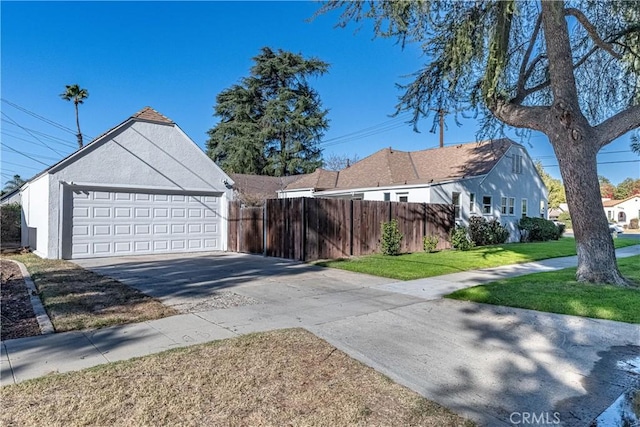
left=450, top=226, right=474, bottom=251
left=556, top=223, right=566, bottom=238
left=423, top=234, right=439, bottom=253
left=558, top=211, right=572, bottom=229
left=380, top=219, right=403, bottom=256
left=0, top=203, right=21, bottom=244
left=518, top=217, right=561, bottom=242
left=630, top=218, right=639, bottom=230
left=468, top=216, right=510, bottom=246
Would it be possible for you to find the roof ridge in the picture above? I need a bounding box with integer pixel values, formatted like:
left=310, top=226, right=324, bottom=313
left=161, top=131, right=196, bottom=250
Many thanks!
left=131, top=106, right=174, bottom=124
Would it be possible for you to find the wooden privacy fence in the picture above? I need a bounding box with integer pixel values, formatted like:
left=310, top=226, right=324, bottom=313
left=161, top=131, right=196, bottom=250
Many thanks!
left=228, top=198, right=454, bottom=261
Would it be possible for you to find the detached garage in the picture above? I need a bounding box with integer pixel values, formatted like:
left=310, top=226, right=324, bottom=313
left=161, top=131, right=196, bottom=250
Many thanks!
left=20, top=107, right=234, bottom=259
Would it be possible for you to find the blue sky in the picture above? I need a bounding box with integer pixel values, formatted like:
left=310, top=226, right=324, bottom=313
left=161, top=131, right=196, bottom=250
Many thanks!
left=1, top=1, right=638, bottom=187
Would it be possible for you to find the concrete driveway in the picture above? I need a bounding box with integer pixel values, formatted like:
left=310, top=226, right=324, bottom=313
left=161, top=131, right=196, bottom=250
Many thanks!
left=69, top=251, right=640, bottom=426
left=73, top=251, right=398, bottom=311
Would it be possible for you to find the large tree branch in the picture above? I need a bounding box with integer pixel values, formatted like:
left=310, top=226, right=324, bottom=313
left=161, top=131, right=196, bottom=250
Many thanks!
left=515, top=13, right=542, bottom=102
left=489, top=98, right=549, bottom=132
left=565, top=8, right=622, bottom=60
left=594, top=105, right=640, bottom=147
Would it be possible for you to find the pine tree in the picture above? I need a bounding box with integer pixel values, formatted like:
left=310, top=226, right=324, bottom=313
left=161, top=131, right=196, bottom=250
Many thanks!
left=207, top=47, right=329, bottom=176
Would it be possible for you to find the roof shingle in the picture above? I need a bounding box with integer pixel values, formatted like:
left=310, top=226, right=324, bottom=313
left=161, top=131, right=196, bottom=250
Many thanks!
left=131, top=106, right=174, bottom=124
left=285, top=139, right=514, bottom=191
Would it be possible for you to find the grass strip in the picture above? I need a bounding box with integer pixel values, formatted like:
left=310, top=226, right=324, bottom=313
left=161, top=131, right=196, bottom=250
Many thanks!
left=318, top=238, right=637, bottom=281
left=1, top=329, right=474, bottom=427
left=4, top=254, right=177, bottom=331
left=447, top=255, right=640, bottom=323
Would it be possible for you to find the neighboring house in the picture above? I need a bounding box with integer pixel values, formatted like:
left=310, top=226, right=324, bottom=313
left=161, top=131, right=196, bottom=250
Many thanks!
left=19, top=107, right=233, bottom=259
left=548, top=202, right=569, bottom=221
left=279, top=139, right=548, bottom=242
left=229, top=173, right=302, bottom=205
left=603, top=194, right=640, bottom=226
left=0, top=188, right=21, bottom=205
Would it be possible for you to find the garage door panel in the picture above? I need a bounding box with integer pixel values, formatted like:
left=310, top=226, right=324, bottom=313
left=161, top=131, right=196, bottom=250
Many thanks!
left=71, top=189, right=222, bottom=259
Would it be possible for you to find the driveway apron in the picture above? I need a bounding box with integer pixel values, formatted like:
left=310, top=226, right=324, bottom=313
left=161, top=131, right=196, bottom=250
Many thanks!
left=6, top=249, right=639, bottom=426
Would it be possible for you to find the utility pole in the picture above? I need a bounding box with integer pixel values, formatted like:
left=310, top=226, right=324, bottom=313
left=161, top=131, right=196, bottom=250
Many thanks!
left=430, top=108, right=447, bottom=148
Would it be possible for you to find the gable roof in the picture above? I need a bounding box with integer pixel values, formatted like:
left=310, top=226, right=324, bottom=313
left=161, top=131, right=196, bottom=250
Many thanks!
left=23, top=107, right=178, bottom=181
left=603, top=194, right=640, bottom=207
left=284, top=138, right=514, bottom=192
left=230, top=173, right=303, bottom=199
left=284, top=169, right=339, bottom=191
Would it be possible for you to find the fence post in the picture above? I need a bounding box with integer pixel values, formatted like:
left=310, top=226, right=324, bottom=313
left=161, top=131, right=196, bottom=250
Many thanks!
left=349, top=199, right=354, bottom=256
left=302, top=197, right=307, bottom=261
left=263, top=201, right=267, bottom=257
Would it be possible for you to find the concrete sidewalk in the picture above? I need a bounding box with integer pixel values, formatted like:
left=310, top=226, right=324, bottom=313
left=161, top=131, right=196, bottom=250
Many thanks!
left=2, top=245, right=639, bottom=426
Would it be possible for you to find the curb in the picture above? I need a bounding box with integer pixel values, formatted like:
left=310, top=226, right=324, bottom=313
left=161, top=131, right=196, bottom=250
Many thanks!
left=7, top=259, right=55, bottom=335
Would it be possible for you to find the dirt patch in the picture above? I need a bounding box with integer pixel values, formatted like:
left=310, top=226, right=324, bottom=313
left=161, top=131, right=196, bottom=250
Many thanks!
left=1, top=260, right=40, bottom=340
left=5, top=254, right=178, bottom=332
left=1, top=329, right=474, bottom=426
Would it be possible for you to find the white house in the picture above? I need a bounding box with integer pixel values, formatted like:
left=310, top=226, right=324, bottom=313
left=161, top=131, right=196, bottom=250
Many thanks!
left=19, top=107, right=233, bottom=259
left=0, top=188, right=21, bottom=205
left=279, top=139, right=548, bottom=242
left=603, top=194, right=640, bottom=226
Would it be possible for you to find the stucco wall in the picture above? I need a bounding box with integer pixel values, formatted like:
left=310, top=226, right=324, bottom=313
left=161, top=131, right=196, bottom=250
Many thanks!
left=36, top=120, right=232, bottom=259
left=606, top=196, right=640, bottom=225
left=21, top=174, right=50, bottom=257
left=431, top=145, right=548, bottom=242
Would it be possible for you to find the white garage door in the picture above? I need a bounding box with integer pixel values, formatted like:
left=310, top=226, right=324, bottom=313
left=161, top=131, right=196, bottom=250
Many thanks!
left=71, top=189, right=222, bottom=259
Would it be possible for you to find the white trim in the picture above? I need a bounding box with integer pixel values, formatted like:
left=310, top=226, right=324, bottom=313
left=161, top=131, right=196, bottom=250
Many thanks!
left=66, top=182, right=224, bottom=195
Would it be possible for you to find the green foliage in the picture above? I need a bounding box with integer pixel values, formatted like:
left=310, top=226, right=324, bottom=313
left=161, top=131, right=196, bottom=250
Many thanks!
left=207, top=47, right=329, bottom=176
left=468, top=216, right=510, bottom=246
left=1, top=203, right=21, bottom=243
left=447, top=255, right=640, bottom=324
left=3, top=175, right=25, bottom=192
left=380, top=219, right=403, bottom=256
left=518, top=217, right=561, bottom=242
left=60, top=84, right=89, bottom=149
left=450, top=226, right=474, bottom=251
left=319, top=238, right=637, bottom=281
left=535, top=161, right=565, bottom=209
left=613, top=177, right=640, bottom=199
left=422, top=234, right=439, bottom=253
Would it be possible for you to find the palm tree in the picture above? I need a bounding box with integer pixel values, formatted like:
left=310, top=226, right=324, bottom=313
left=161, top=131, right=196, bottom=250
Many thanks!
left=3, top=175, right=25, bottom=192
left=60, top=84, right=89, bottom=149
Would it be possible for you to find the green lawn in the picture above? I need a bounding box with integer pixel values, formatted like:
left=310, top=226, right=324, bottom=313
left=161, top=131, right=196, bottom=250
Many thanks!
left=446, top=255, right=640, bottom=324
left=316, top=238, right=638, bottom=281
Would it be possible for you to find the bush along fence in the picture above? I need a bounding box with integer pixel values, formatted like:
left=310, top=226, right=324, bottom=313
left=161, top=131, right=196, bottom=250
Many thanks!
left=228, top=198, right=454, bottom=261
left=0, top=203, right=21, bottom=245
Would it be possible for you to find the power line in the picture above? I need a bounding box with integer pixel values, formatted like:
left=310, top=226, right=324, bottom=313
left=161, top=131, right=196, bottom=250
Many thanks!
left=318, top=114, right=414, bottom=148
left=1, top=98, right=77, bottom=134
left=1, top=112, right=67, bottom=156
left=533, top=149, right=634, bottom=160
left=1, top=161, right=42, bottom=171
left=0, top=98, right=93, bottom=140
left=1, top=125, right=78, bottom=149
left=1, top=130, right=76, bottom=153
left=541, top=159, right=640, bottom=168
left=0, top=143, right=51, bottom=166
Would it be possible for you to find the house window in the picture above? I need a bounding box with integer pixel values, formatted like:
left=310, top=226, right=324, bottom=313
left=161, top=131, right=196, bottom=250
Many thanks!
left=521, top=199, right=528, bottom=218
left=469, top=193, right=476, bottom=213
left=512, top=154, right=523, bottom=174
left=540, top=200, right=546, bottom=218
left=397, top=193, right=408, bottom=203
left=482, top=196, right=492, bottom=214
left=501, top=197, right=508, bottom=214
left=452, top=192, right=461, bottom=219
left=508, top=197, right=515, bottom=215
left=352, top=193, right=364, bottom=200
left=383, top=192, right=390, bottom=202
left=607, top=210, right=613, bottom=220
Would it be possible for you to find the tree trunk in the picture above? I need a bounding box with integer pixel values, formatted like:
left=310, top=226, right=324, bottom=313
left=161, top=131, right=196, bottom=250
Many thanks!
left=552, top=134, right=629, bottom=285
left=75, top=100, right=83, bottom=149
